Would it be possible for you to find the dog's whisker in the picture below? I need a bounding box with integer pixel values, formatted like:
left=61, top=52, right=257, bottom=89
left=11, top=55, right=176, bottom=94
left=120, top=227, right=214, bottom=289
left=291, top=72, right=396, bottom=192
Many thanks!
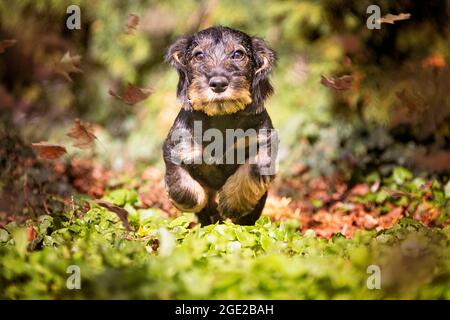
left=205, top=93, right=217, bottom=109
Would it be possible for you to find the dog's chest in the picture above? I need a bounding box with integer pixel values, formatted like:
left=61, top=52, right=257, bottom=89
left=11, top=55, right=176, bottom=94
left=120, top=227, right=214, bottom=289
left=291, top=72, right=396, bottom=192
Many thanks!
left=188, top=163, right=240, bottom=190
left=184, top=112, right=261, bottom=189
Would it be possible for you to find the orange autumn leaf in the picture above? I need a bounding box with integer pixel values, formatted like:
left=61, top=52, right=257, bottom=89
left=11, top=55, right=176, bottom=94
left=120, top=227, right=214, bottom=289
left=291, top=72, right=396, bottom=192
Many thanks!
left=422, top=53, right=446, bottom=69
left=31, top=142, right=67, bottom=160
left=67, top=118, right=97, bottom=149
left=320, top=74, right=353, bottom=91
left=126, top=14, right=140, bottom=34
left=0, top=39, right=17, bottom=54
left=109, top=83, right=152, bottom=105
left=54, top=51, right=83, bottom=82
left=27, top=226, right=37, bottom=241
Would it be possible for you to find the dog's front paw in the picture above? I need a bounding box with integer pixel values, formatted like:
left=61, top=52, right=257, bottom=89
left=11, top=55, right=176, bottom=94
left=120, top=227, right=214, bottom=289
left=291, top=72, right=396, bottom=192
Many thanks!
left=165, top=167, right=207, bottom=213
left=168, top=184, right=207, bottom=213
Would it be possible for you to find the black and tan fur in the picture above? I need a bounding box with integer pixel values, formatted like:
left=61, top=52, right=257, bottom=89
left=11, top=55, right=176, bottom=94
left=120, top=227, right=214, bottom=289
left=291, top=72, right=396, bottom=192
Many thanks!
left=163, top=26, right=277, bottom=225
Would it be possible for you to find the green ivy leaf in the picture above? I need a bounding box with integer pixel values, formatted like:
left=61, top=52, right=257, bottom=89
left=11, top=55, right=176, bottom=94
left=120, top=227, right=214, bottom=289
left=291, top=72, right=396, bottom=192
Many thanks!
left=444, top=180, right=450, bottom=199
left=38, top=215, right=54, bottom=235
left=11, top=228, right=28, bottom=257
left=105, top=189, right=138, bottom=206
left=235, top=229, right=257, bottom=247
left=0, top=228, right=10, bottom=242
left=392, top=167, right=413, bottom=185
left=260, top=233, right=275, bottom=251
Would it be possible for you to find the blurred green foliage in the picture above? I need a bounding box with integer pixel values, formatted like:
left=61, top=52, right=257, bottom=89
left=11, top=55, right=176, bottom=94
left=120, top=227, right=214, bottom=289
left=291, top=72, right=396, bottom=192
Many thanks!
left=1, top=168, right=450, bottom=299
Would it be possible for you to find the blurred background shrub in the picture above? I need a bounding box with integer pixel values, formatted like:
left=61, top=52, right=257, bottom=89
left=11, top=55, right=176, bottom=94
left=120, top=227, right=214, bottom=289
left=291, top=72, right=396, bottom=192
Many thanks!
left=0, top=0, right=449, bottom=179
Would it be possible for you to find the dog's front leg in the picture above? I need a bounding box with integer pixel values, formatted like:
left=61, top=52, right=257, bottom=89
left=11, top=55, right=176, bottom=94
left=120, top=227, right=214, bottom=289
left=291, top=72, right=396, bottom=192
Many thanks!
left=217, top=156, right=275, bottom=221
left=165, top=163, right=208, bottom=213
left=163, top=112, right=208, bottom=213
left=218, top=125, right=277, bottom=222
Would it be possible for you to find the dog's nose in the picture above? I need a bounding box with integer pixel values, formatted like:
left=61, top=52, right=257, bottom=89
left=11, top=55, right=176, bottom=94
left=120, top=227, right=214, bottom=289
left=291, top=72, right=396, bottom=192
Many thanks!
left=209, top=76, right=229, bottom=93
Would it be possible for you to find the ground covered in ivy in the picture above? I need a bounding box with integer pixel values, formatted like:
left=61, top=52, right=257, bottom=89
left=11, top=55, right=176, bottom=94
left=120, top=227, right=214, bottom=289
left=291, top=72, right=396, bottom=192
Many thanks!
left=1, top=168, right=450, bottom=299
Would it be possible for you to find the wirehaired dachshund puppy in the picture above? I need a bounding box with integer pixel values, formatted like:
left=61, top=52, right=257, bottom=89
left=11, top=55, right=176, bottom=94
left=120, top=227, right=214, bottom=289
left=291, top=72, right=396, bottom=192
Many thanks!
left=163, top=26, right=277, bottom=225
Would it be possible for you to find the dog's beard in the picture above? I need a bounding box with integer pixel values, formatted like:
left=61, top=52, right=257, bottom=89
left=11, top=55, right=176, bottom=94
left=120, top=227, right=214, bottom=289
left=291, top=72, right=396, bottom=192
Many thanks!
left=188, top=82, right=252, bottom=116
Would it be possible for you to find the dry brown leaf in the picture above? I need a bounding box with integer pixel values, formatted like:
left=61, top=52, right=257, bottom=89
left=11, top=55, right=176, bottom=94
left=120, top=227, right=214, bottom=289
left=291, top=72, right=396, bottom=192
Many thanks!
left=97, top=200, right=132, bottom=231
left=54, top=51, right=82, bottom=82
left=69, top=158, right=109, bottom=198
left=320, top=75, right=353, bottom=91
left=0, top=39, right=17, bottom=54
left=67, top=118, right=97, bottom=149
left=385, top=189, right=412, bottom=198
left=350, top=184, right=370, bottom=196
left=126, top=14, right=140, bottom=34
left=109, top=83, right=152, bottom=105
left=378, top=13, right=411, bottom=25
left=31, top=142, right=67, bottom=160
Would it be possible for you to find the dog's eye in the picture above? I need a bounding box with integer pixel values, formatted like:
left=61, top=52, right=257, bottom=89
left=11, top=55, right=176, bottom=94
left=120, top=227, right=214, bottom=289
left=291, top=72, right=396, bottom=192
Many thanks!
left=194, top=51, right=205, bottom=61
left=231, top=50, right=245, bottom=60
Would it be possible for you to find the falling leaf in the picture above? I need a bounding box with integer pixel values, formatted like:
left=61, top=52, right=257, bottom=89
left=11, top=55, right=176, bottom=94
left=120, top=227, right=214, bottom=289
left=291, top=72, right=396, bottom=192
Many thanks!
left=422, top=53, right=446, bottom=69
left=97, top=201, right=132, bottom=231
left=67, top=118, right=97, bottom=149
left=109, top=83, right=152, bottom=105
left=320, top=75, right=353, bottom=91
left=126, top=14, right=140, bottom=34
left=54, top=51, right=82, bottom=82
left=0, top=39, right=17, bottom=54
left=31, top=142, right=67, bottom=160
left=378, top=13, right=411, bottom=25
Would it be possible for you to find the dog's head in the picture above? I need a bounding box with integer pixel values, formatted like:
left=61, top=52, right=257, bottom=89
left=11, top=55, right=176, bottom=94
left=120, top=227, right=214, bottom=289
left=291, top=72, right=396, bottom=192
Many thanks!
left=165, top=26, right=276, bottom=116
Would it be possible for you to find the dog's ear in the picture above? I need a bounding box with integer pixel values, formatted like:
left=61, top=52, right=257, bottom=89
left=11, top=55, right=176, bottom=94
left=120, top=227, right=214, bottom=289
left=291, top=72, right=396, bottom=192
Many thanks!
left=165, top=36, right=190, bottom=100
left=165, top=36, right=189, bottom=71
left=251, top=37, right=276, bottom=110
left=252, top=37, right=276, bottom=78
